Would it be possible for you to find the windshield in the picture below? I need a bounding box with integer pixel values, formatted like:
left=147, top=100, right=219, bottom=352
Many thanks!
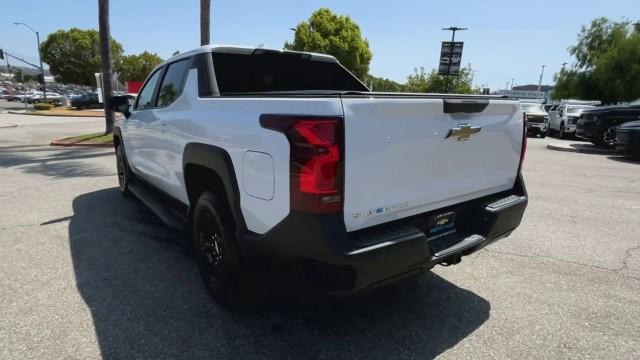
left=629, top=99, right=640, bottom=106
left=521, top=103, right=545, bottom=113
left=566, top=106, right=593, bottom=114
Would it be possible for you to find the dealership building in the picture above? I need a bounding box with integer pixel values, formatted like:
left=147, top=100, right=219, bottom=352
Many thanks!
left=495, top=85, right=554, bottom=102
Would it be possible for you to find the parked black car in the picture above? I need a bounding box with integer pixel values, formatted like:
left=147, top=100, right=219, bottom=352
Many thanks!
left=70, top=93, right=101, bottom=109
left=576, top=99, right=640, bottom=147
left=615, top=121, right=640, bottom=159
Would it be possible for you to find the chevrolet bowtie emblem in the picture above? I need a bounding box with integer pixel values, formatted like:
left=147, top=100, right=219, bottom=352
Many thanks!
left=445, top=124, right=482, bottom=141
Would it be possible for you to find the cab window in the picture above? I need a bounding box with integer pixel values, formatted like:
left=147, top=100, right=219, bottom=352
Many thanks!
left=135, top=69, right=163, bottom=110
left=157, top=59, right=190, bottom=107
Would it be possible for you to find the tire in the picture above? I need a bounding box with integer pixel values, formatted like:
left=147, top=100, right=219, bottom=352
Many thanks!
left=116, top=146, right=132, bottom=197
left=540, top=131, right=547, bottom=139
left=601, top=126, right=617, bottom=148
left=193, top=191, right=244, bottom=306
left=559, top=123, right=566, bottom=139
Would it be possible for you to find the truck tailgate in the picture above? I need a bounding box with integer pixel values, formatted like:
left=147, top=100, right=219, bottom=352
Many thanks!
left=341, top=96, right=523, bottom=232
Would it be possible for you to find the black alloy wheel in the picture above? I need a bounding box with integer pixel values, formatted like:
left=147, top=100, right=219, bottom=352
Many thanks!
left=193, top=191, right=242, bottom=306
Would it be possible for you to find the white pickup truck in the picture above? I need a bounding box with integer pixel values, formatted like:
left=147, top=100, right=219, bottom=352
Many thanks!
left=110, top=45, right=528, bottom=304
left=548, top=100, right=600, bottom=138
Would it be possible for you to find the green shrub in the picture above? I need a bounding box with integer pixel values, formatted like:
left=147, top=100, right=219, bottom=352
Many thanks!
left=33, top=103, right=53, bottom=111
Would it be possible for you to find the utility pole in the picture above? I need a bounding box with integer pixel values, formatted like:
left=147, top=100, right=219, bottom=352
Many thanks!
left=442, top=26, right=467, bottom=93
left=537, top=64, right=546, bottom=99
left=5, top=56, right=12, bottom=81
left=3, top=50, right=43, bottom=88
left=561, top=62, right=568, bottom=72
left=14, top=22, right=46, bottom=100
left=467, top=63, right=478, bottom=87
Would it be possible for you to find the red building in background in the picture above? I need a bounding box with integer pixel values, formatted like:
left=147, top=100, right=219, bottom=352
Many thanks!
left=127, top=81, right=143, bottom=94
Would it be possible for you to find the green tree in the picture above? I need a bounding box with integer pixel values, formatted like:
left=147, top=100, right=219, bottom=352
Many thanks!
left=362, top=75, right=404, bottom=92
left=553, top=69, right=600, bottom=100
left=115, top=51, right=163, bottom=82
left=571, top=18, right=630, bottom=70
left=23, top=74, right=37, bottom=82
left=40, top=28, right=123, bottom=86
left=285, top=8, right=372, bottom=79
left=404, top=67, right=430, bottom=92
left=404, top=67, right=474, bottom=94
left=554, top=18, right=640, bottom=103
left=14, top=69, right=23, bottom=83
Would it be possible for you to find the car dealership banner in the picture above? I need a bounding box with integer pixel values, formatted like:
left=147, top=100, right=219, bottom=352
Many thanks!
left=438, top=41, right=464, bottom=76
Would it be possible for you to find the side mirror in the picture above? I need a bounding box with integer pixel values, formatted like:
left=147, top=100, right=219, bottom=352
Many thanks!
left=109, top=95, right=133, bottom=118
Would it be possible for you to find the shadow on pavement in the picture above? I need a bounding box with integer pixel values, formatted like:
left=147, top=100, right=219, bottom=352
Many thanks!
left=607, top=155, right=640, bottom=165
left=566, top=142, right=616, bottom=154
left=68, top=188, right=490, bottom=359
left=0, top=145, right=113, bottom=178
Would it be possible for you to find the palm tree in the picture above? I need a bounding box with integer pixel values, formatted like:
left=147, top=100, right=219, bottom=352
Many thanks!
left=98, top=0, right=115, bottom=134
left=200, top=0, right=211, bottom=46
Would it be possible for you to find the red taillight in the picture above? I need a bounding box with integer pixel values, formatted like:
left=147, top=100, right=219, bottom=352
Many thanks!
left=519, top=112, right=527, bottom=173
left=260, top=115, right=343, bottom=214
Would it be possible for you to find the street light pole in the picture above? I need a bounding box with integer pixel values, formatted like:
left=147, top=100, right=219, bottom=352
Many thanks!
left=467, top=63, right=478, bottom=86
left=14, top=22, right=46, bottom=101
left=537, top=64, right=546, bottom=99
left=442, top=26, right=467, bottom=93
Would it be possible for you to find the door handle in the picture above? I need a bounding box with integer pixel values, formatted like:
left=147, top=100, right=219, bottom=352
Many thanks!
left=160, top=122, right=168, bottom=132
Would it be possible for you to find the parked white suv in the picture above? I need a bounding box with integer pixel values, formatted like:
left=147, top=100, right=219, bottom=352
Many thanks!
left=111, top=45, right=528, bottom=305
left=548, top=100, right=600, bottom=138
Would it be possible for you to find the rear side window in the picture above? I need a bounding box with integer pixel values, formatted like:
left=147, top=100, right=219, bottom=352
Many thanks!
left=135, top=69, right=162, bottom=110
left=211, top=51, right=368, bottom=94
left=157, top=59, right=191, bottom=107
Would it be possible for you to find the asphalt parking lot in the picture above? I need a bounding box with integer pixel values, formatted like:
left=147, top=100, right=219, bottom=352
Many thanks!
left=1, top=112, right=639, bottom=359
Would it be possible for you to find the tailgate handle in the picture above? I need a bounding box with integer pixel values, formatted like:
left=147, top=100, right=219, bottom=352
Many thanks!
left=443, top=99, right=489, bottom=114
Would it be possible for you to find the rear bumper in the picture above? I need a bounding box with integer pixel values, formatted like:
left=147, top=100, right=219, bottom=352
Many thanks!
left=239, top=175, right=528, bottom=297
left=616, top=129, right=640, bottom=156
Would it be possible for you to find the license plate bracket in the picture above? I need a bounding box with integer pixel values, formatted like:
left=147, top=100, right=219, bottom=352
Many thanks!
left=426, top=210, right=457, bottom=241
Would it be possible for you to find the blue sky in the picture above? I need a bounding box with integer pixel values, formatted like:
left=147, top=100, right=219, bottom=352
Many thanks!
left=1, top=0, right=636, bottom=90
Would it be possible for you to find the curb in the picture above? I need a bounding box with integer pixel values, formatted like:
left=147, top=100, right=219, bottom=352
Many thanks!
left=8, top=110, right=104, bottom=118
left=50, top=140, right=114, bottom=148
left=546, top=142, right=617, bottom=155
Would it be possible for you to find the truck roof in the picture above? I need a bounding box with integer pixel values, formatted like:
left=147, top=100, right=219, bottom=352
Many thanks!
left=163, top=45, right=339, bottom=65
left=559, top=99, right=601, bottom=106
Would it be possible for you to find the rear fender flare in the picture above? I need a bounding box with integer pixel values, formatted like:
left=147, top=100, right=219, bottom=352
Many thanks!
left=182, top=143, right=246, bottom=233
